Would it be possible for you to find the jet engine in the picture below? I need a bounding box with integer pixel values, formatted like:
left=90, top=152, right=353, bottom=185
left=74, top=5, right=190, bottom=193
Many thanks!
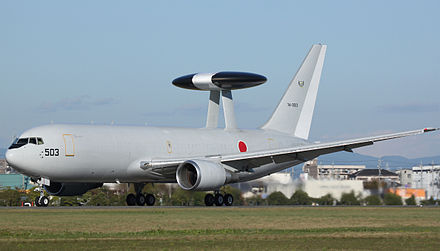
left=176, top=159, right=228, bottom=191
left=44, top=182, right=103, bottom=196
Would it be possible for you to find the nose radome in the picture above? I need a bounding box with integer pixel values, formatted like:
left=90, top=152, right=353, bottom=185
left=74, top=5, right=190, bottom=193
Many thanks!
left=5, top=150, right=16, bottom=167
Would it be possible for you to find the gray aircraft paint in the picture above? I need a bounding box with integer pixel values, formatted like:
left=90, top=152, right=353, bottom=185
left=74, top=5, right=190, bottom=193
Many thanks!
left=5, top=44, right=437, bottom=191
left=9, top=124, right=304, bottom=183
left=262, top=44, right=326, bottom=139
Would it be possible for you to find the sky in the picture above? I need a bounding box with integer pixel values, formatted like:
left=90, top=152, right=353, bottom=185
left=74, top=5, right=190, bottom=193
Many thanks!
left=1, top=1, right=439, bottom=158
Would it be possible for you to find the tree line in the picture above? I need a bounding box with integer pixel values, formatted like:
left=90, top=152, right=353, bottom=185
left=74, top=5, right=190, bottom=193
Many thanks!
left=0, top=184, right=438, bottom=206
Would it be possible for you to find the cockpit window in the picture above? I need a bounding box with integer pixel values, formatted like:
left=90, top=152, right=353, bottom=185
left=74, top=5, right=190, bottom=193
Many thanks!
left=16, top=138, right=28, bottom=145
left=8, top=137, right=44, bottom=149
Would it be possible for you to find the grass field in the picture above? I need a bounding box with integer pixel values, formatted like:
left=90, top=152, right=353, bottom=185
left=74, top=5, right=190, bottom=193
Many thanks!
left=0, top=206, right=439, bottom=250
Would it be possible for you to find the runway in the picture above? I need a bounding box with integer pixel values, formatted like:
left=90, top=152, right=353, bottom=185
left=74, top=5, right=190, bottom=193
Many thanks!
left=1, top=205, right=434, bottom=209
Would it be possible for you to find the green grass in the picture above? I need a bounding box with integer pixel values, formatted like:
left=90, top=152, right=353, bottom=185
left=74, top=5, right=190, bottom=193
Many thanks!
left=0, top=207, right=439, bottom=250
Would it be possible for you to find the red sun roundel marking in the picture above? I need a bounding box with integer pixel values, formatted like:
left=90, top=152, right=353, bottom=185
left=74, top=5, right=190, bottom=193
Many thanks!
left=238, top=141, right=247, bottom=152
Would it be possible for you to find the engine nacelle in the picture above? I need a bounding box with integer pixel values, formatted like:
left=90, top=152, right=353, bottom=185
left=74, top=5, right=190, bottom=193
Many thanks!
left=176, top=159, right=227, bottom=191
left=44, top=182, right=103, bottom=196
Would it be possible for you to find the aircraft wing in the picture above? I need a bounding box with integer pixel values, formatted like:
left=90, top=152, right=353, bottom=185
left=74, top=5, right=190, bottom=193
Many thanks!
left=220, top=128, right=438, bottom=171
left=141, top=128, right=437, bottom=175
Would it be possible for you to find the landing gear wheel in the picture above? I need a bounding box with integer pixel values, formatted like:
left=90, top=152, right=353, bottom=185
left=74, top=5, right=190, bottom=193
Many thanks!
left=40, top=196, right=49, bottom=207
left=126, top=193, right=136, bottom=206
left=214, top=193, right=224, bottom=206
left=145, top=194, right=155, bottom=206
left=35, top=196, right=41, bottom=207
left=224, top=193, right=233, bottom=206
left=36, top=196, right=49, bottom=207
left=204, top=194, right=214, bottom=206
left=136, top=194, right=146, bottom=206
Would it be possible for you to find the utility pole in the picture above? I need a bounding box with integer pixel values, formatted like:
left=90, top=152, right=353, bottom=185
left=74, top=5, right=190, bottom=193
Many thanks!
left=378, top=158, right=382, bottom=182
left=378, top=158, right=382, bottom=196
left=431, top=161, right=434, bottom=199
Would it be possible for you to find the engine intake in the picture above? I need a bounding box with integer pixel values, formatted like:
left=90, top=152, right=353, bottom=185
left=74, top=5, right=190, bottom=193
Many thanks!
left=44, top=182, right=103, bottom=196
left=176, top=160, right=227, bottom=191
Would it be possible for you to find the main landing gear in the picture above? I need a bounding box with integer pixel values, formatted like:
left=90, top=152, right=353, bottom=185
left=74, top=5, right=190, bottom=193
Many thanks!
left=126, top=183, right=155, bottom=206
left=204, top=192, right=233, bottom=206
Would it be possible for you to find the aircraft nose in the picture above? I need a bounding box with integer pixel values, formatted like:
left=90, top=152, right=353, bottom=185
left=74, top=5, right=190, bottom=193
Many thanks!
left=5, top=149, right=16, bottom=167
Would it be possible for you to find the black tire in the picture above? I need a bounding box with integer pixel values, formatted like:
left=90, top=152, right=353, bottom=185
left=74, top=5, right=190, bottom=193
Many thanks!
left=224, top=193, right=233, bottom=206
left=204, top=194, right=214, bottom=206
left=145, top=194, right=155, bottom=206
left=136, top=194, right=146, bottom=206
left=214, top=193, right=224, bottom=206
left=40, top=196, right=49, bottom=207
left=126, top=193, right=136, bottom=206
left=35, top=196, right=41, bottom=207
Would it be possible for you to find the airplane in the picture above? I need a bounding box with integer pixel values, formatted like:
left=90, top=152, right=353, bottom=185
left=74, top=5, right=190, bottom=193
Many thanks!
left=5, top=44, right=438, bottom=207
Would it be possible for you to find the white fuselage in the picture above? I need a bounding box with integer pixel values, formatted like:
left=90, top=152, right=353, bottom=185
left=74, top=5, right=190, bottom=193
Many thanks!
left=6, top=124, right=308, bottom=183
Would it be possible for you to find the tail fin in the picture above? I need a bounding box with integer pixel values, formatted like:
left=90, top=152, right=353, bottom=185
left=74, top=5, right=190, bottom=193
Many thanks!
left=261, top=44, right=326, bottom=139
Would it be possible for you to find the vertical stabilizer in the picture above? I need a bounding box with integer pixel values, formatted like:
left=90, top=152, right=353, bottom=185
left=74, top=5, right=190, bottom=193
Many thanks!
left=261, top=44, right=326, bottom=139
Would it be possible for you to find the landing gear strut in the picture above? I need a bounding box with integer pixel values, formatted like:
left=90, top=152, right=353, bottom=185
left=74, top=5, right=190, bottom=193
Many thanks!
left=35, top=178, right=49, bottom=207
left=204, top=192, right=233, bottom=206
left=126, top=183, right=156, bottom=206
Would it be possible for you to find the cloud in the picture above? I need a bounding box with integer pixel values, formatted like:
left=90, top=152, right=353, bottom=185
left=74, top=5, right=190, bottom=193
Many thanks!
left=38, top=95, right=118, bottom=112
left=378, top=103, right=439, bottom=113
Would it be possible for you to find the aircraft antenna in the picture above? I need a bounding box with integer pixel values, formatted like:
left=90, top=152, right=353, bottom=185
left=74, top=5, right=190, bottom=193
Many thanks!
left=172, top=72, right=266, bottom=130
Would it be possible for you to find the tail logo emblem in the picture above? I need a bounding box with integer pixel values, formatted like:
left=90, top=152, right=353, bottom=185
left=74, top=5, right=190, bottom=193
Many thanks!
left=298, top=81, right=305, bottom=87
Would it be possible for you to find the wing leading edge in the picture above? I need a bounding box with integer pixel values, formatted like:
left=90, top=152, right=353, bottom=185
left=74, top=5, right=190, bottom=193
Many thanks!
left=140, top=128, right=438, bottom=176
left=221, top=128, right=438, bottom=171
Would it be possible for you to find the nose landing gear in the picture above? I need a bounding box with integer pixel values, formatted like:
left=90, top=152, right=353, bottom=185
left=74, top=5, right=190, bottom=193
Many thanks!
left=35, top=178, right=50, bottom=207
left=35, top=195, right=49, bottom=207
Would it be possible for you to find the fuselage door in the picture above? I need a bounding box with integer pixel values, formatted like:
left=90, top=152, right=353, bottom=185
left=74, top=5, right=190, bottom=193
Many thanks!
left=63, top=134, right=75, bottom=157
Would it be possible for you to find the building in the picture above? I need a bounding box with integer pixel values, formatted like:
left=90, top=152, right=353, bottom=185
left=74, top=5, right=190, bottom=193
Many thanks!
left=302, top=159, right=319, bottom=179
left=0, top=174, right=33, bottom=190
left=303, top=159, right=365, bottom=180
left=0, top=159, right=7, bottom=174
left=396, top=169, right=412, bottom=188
left=411, top=165, right=440, bottom=200
left=0, top=159, right=14, bottom=174
left=236, top=172, right=296, bottom=199
left=349, top=169, right=399, bottom=182
left=303, top=179, right=365, bottom=200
